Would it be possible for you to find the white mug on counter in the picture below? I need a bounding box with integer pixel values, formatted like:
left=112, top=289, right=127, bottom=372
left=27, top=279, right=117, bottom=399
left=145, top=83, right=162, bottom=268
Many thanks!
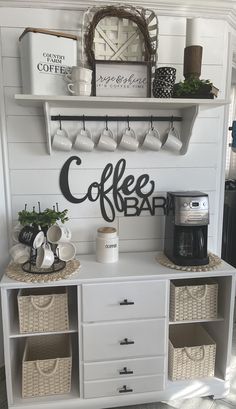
left=56, top=242, right=76, bottom=262
left=36, top=243, right=54, bottom=268
left=9, top=243, right=31, bottom=264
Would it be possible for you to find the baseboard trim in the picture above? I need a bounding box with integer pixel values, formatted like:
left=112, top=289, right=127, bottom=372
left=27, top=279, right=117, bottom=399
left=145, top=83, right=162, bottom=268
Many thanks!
left=0, top=365, right=5, bottom=381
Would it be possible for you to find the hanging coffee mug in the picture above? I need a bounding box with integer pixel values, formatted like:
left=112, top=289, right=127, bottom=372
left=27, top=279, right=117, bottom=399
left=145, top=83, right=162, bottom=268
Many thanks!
left=18, top=226, right=44, bottom=249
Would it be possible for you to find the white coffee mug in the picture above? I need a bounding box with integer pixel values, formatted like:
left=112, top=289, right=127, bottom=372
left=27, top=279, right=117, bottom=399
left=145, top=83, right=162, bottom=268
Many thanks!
left=65, top=66, right=92, bottom=83
left=47, top=224, right=72, bottom=244
left=36, top=243, right=54, bottom=268
left=52, top=128, right=72, bottom=151
left=119, top=128, right=139, bottom=151
left=97, top=128, right=117, bottom=151
left=12, top=223, right=23, bottom=243
left=67, top=81, right=91, bottom=96
left=56, top=242, right=76, bottom=262
left=163, top=126, right=182, bottom=152
left=142, top=128, right=162, bottom=151
left=9, top=243, right=30, bottom=264
left=74, top=128, right=94, bottom=152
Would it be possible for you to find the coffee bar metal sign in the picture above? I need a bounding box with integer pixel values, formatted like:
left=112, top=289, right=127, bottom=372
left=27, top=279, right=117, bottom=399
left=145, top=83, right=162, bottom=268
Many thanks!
left=59, top=157, right=166, bottom=222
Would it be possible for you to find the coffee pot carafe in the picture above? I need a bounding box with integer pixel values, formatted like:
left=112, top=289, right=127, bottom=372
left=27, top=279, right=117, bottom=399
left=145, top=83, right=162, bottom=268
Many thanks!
left=164, top=191, right=209, bottom=266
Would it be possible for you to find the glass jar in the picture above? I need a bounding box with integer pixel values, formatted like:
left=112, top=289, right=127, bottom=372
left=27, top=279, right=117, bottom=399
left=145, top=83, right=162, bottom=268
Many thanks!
left=96, top=227, right=119, bottom=263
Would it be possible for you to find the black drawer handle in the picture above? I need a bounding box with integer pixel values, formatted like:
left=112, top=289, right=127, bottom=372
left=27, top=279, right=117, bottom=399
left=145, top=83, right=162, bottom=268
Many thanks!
left=120, top=338, right=135, bottom=345
left=119, top=385, right=133, bottom=393
left=119, top=299, right=134, bottom=306
left=119, top=367, right=134, bottom=375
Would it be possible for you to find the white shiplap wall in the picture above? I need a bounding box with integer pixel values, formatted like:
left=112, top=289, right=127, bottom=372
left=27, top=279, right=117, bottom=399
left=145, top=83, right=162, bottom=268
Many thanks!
left=0, top=4, right=230, bottom=366
left=0, top=9, right=229, bottom=257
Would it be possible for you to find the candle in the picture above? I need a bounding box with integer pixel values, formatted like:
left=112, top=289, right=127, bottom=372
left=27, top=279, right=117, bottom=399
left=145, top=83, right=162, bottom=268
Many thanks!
left=186, top=18, right=201, bottom=47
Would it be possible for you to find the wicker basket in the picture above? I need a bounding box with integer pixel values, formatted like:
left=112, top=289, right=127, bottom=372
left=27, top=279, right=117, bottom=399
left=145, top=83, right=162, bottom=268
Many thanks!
left=22, top=334, right=72, bottom=398
left=170, top=279, right=218, bottom=322
left=18, top=287, right=69, bottom=333
left=169, top=324, right=216, bottom=380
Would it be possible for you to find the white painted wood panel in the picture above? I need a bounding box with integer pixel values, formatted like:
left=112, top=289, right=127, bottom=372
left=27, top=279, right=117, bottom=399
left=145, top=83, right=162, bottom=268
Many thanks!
left=83, top=319, right=167, bottom=361
left=119, top=214, right=215, bottom=240
left=7, top=143, right=218, bottom=169
left=7, top=115, right=45, bottom=143
left=10, top=191, right=216, bottom=220
left=0, top=8, right=82, bottom=30
left=84, top=374, right=165, bottom=398
left=83, top=356, right=165, bottom=381
left=0, top=8, right=229, bottom=259
left=2, top=57, right=21, bottom=87
left=4, top=87, right=42, bottom=115
left=9, top=167, right=217, bottom=195
left=82, top=280, right=167, bottom=321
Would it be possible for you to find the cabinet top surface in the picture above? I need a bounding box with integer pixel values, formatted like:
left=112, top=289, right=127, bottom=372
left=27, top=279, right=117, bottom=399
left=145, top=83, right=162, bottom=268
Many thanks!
left=0, top=252, right=235, bottom=289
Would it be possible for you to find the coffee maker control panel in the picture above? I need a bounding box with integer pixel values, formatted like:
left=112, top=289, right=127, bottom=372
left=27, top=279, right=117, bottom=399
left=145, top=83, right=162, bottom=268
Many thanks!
left=174, top=195, right=209, bottom=226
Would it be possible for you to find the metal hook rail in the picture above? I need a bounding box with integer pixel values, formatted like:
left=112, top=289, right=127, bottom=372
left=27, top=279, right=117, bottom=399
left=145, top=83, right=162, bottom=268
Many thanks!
left=50, top=115, right=182, bottom=122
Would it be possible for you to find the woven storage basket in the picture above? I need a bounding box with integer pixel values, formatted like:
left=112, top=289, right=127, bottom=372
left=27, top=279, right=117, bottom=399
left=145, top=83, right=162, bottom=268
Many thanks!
left=22, top=334, right=72, bottom=398
left=170, top=279, right=218, bottom=322
left=169, top=324, right=216, bottom=381
left=18, top=287, right=69, bottom=333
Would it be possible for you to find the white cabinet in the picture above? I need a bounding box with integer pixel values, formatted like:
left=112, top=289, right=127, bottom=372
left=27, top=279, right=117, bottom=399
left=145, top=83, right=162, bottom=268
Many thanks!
left=1, top=251, right=236, bottom=409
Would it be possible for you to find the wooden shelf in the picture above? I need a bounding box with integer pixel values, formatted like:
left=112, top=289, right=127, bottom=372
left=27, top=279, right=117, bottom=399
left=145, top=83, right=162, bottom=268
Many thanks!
left=169, top=315, right=224, bottom=325
left=14, top=94, right=228, bottom=109
left=14, top=94, right=228, bottom=156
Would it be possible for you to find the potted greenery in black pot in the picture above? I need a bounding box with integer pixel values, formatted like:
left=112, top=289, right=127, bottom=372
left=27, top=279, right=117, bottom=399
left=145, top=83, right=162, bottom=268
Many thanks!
left=173, top=76, right=219, bottom=99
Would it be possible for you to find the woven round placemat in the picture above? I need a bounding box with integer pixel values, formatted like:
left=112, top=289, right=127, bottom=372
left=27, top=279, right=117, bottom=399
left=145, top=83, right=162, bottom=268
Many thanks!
left=156, top=252, right=222, bottom=272
left=6, top=259, right=81, bottom=283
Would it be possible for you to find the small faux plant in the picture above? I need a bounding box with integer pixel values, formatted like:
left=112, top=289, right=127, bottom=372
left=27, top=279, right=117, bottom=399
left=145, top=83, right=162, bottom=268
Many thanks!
left=173, top=77, right=214, bottom=98
left=18, top=207, right=69, bottom=228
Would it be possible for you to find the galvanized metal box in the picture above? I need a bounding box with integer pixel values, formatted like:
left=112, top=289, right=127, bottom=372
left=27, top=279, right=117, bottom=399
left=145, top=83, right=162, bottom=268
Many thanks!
left=19, top=27, right=78, bottom=95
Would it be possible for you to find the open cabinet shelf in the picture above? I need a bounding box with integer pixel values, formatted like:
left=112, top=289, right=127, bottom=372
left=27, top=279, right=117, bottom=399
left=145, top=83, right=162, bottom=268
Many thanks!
left=14, top=94, right=228, bottom=155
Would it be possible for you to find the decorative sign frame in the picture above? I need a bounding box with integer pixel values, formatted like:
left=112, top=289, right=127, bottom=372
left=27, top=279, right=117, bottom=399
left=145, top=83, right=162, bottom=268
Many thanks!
left=94, top=60, right=151, bottom=97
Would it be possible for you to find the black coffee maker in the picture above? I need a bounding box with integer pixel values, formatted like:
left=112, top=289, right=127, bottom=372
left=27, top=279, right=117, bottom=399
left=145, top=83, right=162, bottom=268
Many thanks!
left=164, top=191, right=209, bottom=266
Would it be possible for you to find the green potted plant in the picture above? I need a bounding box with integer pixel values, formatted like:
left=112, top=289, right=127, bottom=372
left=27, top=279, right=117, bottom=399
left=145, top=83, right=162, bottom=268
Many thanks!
left=18, top=207, right=69, bottom=234
left=173, top=76, right=218, bottom=99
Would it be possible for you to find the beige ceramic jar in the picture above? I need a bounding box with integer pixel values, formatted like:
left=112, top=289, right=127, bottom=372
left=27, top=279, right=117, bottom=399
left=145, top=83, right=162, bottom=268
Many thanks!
left=96, top=227, right=119, bottom=263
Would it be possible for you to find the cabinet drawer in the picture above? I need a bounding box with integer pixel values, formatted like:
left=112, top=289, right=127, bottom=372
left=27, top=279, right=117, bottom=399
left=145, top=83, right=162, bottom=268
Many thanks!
left=84, top=356, right=165, bottom=381
left=82, top=280, right=167, bottom=322
left=84, top=374, right=165, bottom=398
left=83, top=319, right=166, bottom=361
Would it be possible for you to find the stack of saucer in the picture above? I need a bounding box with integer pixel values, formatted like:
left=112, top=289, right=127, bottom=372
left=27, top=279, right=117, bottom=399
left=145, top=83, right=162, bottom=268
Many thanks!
left=153, top=67, right=176, bottom=98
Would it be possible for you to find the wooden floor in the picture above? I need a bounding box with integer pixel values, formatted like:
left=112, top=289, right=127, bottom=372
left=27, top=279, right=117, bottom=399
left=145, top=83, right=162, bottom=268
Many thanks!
left=1, top=326, right=236, bottom=409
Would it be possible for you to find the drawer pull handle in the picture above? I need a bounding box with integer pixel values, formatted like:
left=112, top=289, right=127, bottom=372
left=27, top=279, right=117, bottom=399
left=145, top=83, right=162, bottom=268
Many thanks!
left=120, top=338, right=135, bottom=345
left=119, top=299, right=134, bottom=305
left=119, top=385, right=133, bottom=393
left=119, top=367, right=133, bottom=375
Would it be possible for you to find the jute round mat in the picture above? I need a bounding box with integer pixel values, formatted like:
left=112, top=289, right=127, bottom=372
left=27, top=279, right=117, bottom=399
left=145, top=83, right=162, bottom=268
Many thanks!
left=6, top=259, right=81, bottom=283
left=156, top=252, right=222, bottom=272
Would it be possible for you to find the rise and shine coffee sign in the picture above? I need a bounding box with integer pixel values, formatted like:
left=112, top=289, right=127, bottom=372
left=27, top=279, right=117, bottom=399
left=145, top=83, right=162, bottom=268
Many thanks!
left=60, top=157, right=166, bottom=222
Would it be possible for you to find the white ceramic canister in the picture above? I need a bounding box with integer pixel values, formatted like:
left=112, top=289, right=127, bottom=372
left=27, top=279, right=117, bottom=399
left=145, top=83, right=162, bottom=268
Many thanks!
left=96, top=227, right=119, bottom=263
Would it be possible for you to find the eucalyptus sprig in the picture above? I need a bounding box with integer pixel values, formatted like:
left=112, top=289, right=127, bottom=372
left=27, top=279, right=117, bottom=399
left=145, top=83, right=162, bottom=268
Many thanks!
left=18, top=207, right=69, bottom=228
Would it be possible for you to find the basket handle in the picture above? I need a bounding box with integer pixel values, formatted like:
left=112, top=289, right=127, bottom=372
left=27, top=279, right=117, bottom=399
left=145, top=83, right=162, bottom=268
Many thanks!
left=30, top=295, right=55, bottom=311
left=186, top=285, right=207, bottom=300
left=184, top=345, right=206, bottom=362
left=36, top=359, right=59, bottom=377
